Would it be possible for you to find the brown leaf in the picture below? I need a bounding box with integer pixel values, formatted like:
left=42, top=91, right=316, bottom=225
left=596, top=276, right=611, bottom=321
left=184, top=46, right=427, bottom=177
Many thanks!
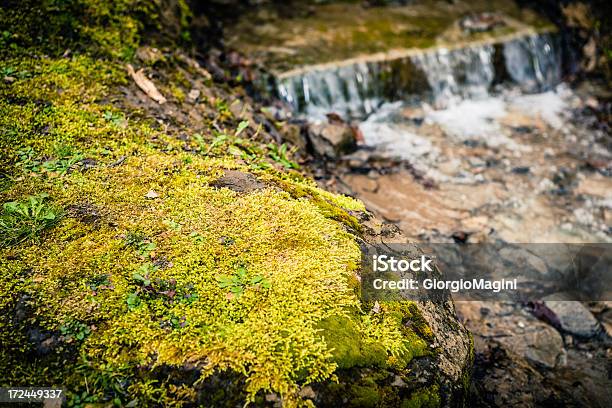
left=145, top=190, right=159, bottom=199
left=127, top=64, right=167, bottom=104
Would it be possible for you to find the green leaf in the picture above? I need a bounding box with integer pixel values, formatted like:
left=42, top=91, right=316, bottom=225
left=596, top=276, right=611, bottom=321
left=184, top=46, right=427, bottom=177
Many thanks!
left=235, top=120, right=249, bottom=136
left=126, top=293, right=141, bottom=310
left=217, top=276, right=233, bottom=288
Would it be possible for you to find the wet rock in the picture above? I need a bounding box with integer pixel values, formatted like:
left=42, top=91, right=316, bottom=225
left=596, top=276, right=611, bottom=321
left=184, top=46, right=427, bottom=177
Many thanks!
left=278, top=122, right=306, bottom=152
left=470, top=342, right=553, bottom=407
left=457, top=302, right=565, bottom=369
left=511, top=166, right=530, bottom=174
left=211, top=170, right=267, bottom=193
left=307, top=122, right=356, bottom=159
left=498, top=247, right=548, bottom=277
left=459, top=12, right=505, bottom=33
left=543, top=299, right=600, bottom=338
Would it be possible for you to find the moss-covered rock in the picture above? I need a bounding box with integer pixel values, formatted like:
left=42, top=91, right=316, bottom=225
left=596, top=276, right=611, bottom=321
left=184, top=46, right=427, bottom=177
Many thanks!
left=0, top=1, right=473, bottom=406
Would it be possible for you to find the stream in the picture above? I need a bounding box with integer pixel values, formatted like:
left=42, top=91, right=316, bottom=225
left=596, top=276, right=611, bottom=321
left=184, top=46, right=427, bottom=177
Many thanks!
left=277, top=31, right=609, bottom=244
left=271, top=28, right=612, bottom=407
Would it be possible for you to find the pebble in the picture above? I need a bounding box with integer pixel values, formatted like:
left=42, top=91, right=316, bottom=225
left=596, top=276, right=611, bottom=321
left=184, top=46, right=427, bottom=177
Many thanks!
left=543, top=300, right=600, bottom=338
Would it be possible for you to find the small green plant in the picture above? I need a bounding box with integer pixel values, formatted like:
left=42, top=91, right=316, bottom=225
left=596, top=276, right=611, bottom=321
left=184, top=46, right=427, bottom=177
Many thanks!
left=88, top=274, right=112, bottom=292
left=267, top=143, right=300, bottom=169
left=217, top=266, right=270, bottom=298
left=235, top=120, right=249, bottom=137
left=103, top=110, right=127, bottom=127
left=16, top=145, right=84, bottom=175
left=124, top=232, right=156, bottom=257
left=16, top=147, right=42, bottom=172
left=189, top=231, right=204, bottom=244
left=132, top=262, right=158, bottom=287
left=126, top=292, right=141, bottom=311
left=205, top=132, right=229, bottom=154
left=42, top=149, right=84, bottom=174
left=163, top=219, right=182, bottom=231
left=0, top=193, right=61, bottom=247
left=215, top=99, right=230, bottom=115
left=60, top=320, right=91, bottom=342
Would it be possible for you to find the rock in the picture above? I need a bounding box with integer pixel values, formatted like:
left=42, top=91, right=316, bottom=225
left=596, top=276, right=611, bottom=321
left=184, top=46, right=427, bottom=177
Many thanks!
left=391, top=375, right=407, bottom=387
left=498, top=247, right=549, bottom=277
left=459, top=12, right=505, bottom=33
left=136, top=46, right=165, bottom=65
left=598, top=309, right=612, bottom=338
left=543, top=300, right=600, bottom=338
left=307, top=122, right=356, bottom=159
left=298, top=385, right=316, bottom=399
left=498, top=319, right=565, bottom=369
left=575, top=176, right=612, bottom=198
left=457, top=302, right=565, bottom=369
left=279, top=122, right=307, bottom=152
left=461, top=215, right=489, bottom=232
left=187, top=89, right=201, bottom=103
left=211, top=170, right=267, bottom=193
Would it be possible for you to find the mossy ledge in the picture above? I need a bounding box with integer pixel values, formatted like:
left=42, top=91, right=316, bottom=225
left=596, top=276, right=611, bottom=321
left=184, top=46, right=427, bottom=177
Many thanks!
left=0, top=1, right=471, bottom=406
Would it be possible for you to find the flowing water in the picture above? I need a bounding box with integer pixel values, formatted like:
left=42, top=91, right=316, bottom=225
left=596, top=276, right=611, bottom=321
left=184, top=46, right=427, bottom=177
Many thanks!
left=276, top=32, right=561, bottom=117
left=275, top=31, right=610, bottom=244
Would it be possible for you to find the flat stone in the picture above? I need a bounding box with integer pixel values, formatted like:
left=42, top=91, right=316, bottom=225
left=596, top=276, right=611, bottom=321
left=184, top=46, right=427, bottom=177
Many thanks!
left=211, top=170, right=267, bottom=193
left=543, top=300, right=600, bottom=338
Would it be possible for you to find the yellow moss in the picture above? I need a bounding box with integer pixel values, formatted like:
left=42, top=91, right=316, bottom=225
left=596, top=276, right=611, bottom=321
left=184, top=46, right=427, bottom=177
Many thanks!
left=0, top=2, right=426, bottom=406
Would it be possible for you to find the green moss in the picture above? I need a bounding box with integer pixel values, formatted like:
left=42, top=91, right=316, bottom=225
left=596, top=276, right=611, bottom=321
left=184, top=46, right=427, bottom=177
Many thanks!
left=317, top=316, right=388, bottom=369
left=261, top=173, right=365, bottom=232
left=351, top=382, right=382, bottom=407
left=401, top=385, right=441, bottom=408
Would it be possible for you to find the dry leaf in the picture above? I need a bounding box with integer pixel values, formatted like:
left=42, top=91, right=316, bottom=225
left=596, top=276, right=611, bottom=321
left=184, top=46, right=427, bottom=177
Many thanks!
left=127, top=64, right=167, bottom=104
left=145, top=190, right=159, bottom=199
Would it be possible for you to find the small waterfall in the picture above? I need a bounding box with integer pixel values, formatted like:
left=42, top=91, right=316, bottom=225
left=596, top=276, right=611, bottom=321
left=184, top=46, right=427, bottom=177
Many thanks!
left=277, top=61, right=385, bottom=119
left=275, top=31, right=562, bottom=118
left=411, top=44, right=495, bottom=107
left=503, top=33, right=561, bottom=92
